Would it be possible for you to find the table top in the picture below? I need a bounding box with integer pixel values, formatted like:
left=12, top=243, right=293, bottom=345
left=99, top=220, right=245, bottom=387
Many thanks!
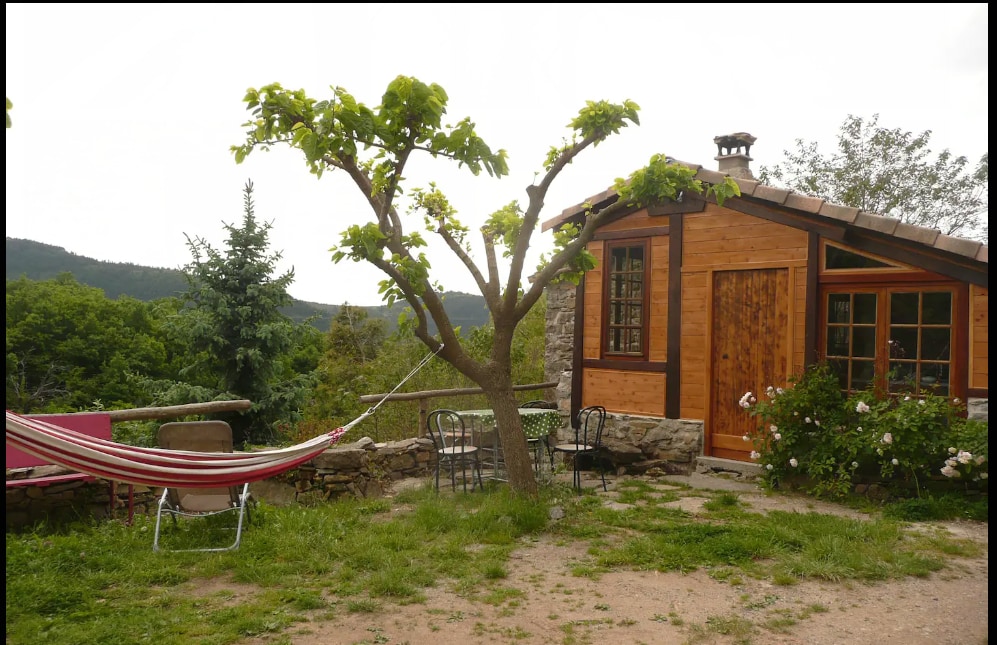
left=457, top=408, right=562, bottom=439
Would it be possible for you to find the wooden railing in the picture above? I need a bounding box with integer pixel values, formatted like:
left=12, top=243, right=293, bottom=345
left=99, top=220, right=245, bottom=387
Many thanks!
left=359, top=382, right=558, bottom=435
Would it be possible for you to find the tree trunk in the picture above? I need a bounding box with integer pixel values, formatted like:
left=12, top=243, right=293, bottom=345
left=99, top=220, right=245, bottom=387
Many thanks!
left=485, top=388, right=539, bottom=498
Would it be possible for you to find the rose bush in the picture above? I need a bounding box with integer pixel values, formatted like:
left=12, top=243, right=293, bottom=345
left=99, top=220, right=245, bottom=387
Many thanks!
left=741, top=363, right=988, bottom=499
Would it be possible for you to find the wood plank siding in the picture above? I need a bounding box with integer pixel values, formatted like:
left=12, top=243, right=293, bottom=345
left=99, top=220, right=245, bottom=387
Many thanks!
left=582, top=242, right=604, bottom=360
left=581, top=368, right=666, bottom=416
left=970, top=284, right=989, bottom=392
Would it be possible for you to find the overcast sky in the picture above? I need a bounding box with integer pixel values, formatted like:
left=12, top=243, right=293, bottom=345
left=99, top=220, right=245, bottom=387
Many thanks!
left=6, top=3, right=989, bottom=306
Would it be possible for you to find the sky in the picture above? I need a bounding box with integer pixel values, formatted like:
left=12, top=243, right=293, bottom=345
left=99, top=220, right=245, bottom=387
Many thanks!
left=5, top=3, right=989, bottom=306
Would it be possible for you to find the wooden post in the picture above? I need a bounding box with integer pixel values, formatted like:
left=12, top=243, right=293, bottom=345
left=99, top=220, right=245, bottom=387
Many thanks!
left=418, top=399, right=429, bottom=437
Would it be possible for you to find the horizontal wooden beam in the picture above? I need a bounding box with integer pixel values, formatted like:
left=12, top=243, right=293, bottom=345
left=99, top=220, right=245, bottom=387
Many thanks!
left=359, top=382, right=558, bottom=404
left=29, top=400, right=254, bottom=422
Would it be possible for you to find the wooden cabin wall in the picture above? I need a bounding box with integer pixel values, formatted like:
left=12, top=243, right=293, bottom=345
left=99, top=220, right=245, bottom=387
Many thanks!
left=580, top=210, right=669, bottom=415
left=679, top=205, right=808, bottom=419
left=582, top=368, right=666, bottom=416
left=649, top=236, right=669, bottom=362
left=969, top=284, right=988, bottom=393
left=574, top=201, right=984, bottom=430
left=582, top=242, right=604, bottom=361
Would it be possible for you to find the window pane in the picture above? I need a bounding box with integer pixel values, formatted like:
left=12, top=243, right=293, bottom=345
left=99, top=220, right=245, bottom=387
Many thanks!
left=888, top=361, right=916, bottom=391
left=922, top=292, right=952, bottom=325
left=628, top=304, right=642, bottom=325
left=889, top=328, right=918, bottom=360
left=825, top=245, right=893, bottom=269
left=851, top=360, right=875, bottom=392
left=611, top=275, right=624, bottom=298
left=611, top=248, right=627, bottom=272
left=891, top=292, right=919, bottom=324
left=828, top=359, right=849, bottom=390
left=921, top=328, right=951, bottom=360
left=827, top=293, right=851, bottom=323
left=826, top=327, right=850, bottom=356
left=854, top=293, right=877, bottom=324
left=853, top=327, right=876, bottom=358
left=926, top=364, right=950, bottom=396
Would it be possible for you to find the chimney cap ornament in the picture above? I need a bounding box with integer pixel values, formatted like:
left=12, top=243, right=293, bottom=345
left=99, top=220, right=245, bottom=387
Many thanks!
left=714, top=132, right=756, bottom=157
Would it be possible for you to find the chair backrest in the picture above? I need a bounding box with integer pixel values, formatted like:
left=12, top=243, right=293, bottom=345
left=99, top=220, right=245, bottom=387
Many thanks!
left=427, top=409, right=470, bottom=451
left=158, top=420, right=239, bottom=512
left=521, top=400, right=557, bottom=409
left=576, top=405, right=607, bottom=447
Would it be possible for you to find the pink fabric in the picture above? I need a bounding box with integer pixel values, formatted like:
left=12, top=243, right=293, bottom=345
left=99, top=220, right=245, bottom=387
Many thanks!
left=6, top=413, right=112, bottom=469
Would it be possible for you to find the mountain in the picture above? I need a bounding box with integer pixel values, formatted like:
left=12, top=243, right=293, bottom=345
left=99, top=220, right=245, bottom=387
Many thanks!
left=5, top=237, right=491, bottom=333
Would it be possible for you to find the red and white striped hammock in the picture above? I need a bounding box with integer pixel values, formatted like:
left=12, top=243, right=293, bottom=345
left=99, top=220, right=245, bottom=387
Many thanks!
left=5, top=344, right=443, bottom=489
left=5, top=409, right=365, bottom=488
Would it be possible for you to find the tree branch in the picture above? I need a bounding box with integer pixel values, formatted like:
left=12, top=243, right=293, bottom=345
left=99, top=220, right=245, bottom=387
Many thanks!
left=506, top=134, right=602, bottom=314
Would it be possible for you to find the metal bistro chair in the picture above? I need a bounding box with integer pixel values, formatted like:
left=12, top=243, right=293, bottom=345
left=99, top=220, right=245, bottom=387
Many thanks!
left=427, top=409, right=483, bottom=493
left=551, top=405, right=608, bottom=492
left=521, top=400, right=558, bottom=475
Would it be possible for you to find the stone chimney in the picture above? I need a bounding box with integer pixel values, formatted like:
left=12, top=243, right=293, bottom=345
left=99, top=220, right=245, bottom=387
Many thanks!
left=713, top=132, right=756, bottom=180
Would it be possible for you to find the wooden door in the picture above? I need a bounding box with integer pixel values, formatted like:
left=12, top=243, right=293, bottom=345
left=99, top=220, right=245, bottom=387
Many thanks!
left=709, top=269, right=789, bottom=461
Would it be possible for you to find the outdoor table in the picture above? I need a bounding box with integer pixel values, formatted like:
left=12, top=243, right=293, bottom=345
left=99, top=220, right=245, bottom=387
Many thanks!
left=456, top=408, right=562, bottom=481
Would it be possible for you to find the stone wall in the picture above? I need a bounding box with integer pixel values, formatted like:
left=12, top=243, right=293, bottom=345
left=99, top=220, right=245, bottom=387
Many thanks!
left=968, top=397, right=988, bottom=422
left=545, top=280, right=577, bottom=415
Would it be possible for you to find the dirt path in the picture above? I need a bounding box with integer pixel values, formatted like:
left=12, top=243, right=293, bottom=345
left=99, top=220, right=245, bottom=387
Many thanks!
left=240, top=477, right=988, bottom=645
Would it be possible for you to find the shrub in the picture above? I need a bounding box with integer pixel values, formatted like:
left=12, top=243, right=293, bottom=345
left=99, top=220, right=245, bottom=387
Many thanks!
left=740, top=363, right=988, bottom=500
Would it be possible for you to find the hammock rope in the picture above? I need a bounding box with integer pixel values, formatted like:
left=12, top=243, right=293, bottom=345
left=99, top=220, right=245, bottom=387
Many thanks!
left=6, top=344, right=445, bottom=488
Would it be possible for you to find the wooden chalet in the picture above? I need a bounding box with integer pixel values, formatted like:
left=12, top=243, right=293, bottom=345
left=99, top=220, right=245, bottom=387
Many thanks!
left=541, top=133, right=988, bottom=467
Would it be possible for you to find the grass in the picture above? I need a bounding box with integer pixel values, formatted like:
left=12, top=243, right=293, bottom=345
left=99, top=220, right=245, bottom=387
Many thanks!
left=5, top=478, right=986, bottom=645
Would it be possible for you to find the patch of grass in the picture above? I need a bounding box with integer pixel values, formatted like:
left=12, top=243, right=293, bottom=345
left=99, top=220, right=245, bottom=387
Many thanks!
left=5, top=479, right=984, bottom=645
left=705, top=613, right=755, bottom=637
left=882, top=493, right=989, bottom=522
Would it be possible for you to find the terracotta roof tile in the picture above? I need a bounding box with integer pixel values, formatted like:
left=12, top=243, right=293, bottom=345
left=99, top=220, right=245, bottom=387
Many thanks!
left=670, top=159, right=702, bottom=173
left=542, top=158, right=987, bottom=265
left=732, top=177, right=759, bottom=196
left=933, top=234, right=983, bottom=258
left=893, top=221, right=941, bottom=245
left=784, top=193, right=824, bottom=214
left=695, top=168, right=728, bottom=186
left=751, top=184, right=791, bottom=205
left=818, top=203, right=860, bottom=223
left=853, top=211, right=899, bottom=235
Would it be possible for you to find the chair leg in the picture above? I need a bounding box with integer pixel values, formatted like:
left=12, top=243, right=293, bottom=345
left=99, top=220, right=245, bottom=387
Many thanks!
left=475, top=459, right=484, bottom=491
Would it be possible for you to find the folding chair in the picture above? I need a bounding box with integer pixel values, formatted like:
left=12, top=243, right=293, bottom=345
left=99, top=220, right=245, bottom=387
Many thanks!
left=153, top=420, right=253, bottom=552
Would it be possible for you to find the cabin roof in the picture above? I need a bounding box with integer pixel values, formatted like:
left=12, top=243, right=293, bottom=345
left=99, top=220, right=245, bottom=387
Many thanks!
left=541, top=159, right=988, bottom=266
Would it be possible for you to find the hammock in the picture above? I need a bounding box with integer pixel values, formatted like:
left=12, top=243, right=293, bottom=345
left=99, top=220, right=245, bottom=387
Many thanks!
left=6, top=410, right=361, bottom=488
left=5, top=345, right=444, bottom=488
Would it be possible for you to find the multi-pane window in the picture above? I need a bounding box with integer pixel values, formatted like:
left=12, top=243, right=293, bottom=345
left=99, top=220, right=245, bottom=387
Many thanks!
left=605, top=243, right=647, bottom=356
left=823, top=288, right=954, bottom=396
left=825, top=292, right=878, bottom=392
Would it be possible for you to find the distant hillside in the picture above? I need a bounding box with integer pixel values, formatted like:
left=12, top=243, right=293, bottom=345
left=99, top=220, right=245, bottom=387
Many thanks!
left=5, top=237, right=490, bottom=333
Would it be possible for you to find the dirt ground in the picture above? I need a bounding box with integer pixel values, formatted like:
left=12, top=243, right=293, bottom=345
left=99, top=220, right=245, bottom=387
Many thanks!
left=237, top=474, right=988, bottom=645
